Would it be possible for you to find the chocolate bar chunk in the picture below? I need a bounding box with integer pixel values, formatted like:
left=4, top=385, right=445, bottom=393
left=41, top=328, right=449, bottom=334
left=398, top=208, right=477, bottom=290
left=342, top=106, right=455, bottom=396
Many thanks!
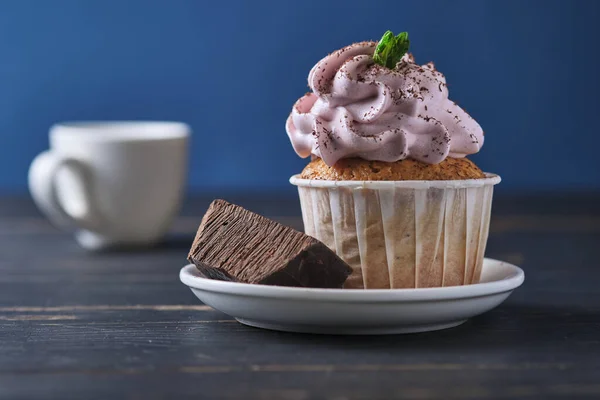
left=187, top=199, right=352, bottom=288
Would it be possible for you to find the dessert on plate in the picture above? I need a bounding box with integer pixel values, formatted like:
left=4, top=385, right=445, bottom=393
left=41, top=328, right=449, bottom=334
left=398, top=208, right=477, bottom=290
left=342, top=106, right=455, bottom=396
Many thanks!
left=187, top=199, right=352, bottom=288
left=286, top=31, right=501, bottom=289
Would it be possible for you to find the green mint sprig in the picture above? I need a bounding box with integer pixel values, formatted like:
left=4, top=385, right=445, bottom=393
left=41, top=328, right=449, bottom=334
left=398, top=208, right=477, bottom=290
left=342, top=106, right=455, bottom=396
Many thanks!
left=373, top=30, right=410, bottom=69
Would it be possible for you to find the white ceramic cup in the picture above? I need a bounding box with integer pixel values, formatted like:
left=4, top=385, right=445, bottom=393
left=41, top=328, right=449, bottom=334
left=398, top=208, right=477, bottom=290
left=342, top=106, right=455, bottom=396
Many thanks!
left=28, top=121, right=190, bottom=250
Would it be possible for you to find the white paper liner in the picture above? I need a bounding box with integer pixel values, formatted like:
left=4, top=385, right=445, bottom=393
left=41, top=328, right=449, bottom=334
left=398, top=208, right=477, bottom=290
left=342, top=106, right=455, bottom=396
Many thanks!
left=290, top=174, right=500, bottom=289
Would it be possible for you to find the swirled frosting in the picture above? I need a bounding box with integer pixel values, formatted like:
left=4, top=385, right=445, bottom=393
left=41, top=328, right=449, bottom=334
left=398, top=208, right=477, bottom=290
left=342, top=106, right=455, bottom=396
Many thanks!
left=285, top=41, right=484, bottom=166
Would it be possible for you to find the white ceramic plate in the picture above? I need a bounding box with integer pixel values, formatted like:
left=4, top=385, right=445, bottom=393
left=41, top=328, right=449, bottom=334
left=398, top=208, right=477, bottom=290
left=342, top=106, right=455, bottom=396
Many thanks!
left=180, top=258, right=524, bottom=335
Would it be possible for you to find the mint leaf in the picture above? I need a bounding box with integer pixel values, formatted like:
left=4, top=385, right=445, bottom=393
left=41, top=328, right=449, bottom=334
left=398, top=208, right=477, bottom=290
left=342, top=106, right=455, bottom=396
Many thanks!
left=373, top=30, right=410, bottom=69
left=373, top=31, right=394, bottom=67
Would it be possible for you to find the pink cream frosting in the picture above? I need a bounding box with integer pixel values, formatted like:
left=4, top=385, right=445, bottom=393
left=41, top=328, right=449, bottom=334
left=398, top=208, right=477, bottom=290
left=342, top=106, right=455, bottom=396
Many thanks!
left=285, top=41, right=484, bottom=166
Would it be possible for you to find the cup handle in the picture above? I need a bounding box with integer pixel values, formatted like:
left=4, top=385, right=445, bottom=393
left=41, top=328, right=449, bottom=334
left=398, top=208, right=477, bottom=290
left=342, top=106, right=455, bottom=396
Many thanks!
left=28, top=150, right=102, bottom=231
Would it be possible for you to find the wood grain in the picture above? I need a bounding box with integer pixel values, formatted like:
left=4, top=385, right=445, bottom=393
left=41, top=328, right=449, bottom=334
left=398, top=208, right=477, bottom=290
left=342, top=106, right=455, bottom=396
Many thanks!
left=0, top=305, right=213, bottom=312
left=0, top=195, right=599, bottom=399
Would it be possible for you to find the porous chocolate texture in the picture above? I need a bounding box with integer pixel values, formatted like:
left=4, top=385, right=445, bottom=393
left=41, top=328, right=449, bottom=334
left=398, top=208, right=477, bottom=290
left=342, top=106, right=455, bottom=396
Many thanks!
left=187, top=200, right=352, bottom=288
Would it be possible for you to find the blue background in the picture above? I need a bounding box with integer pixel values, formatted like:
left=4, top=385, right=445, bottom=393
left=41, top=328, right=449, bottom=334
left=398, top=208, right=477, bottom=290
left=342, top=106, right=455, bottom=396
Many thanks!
left=0, top=0, right=598, bottom=194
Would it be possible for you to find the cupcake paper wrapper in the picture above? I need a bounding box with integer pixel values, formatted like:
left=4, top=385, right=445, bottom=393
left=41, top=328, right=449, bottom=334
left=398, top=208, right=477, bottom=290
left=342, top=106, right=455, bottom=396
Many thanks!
left=291, top=175, right=500, bottom=289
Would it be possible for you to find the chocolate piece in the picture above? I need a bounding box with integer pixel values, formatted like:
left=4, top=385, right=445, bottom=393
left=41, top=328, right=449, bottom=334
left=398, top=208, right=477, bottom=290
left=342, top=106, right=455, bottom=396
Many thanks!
left=188, top=200, right=352, bottom=288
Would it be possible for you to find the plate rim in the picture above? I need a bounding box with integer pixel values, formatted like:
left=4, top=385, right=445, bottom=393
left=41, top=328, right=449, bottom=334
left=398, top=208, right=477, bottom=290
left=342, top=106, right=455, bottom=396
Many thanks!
left=179, top=258, right=524, bottom=302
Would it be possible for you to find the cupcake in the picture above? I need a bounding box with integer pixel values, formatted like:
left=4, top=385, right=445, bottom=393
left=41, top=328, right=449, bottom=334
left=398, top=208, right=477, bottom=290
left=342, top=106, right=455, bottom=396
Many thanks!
left=286, top=31, right=500, bottom=289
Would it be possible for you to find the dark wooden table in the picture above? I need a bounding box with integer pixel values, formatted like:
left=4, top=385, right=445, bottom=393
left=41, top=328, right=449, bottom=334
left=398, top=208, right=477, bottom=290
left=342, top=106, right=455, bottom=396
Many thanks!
left=1, top=193, right=599, bottom=399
